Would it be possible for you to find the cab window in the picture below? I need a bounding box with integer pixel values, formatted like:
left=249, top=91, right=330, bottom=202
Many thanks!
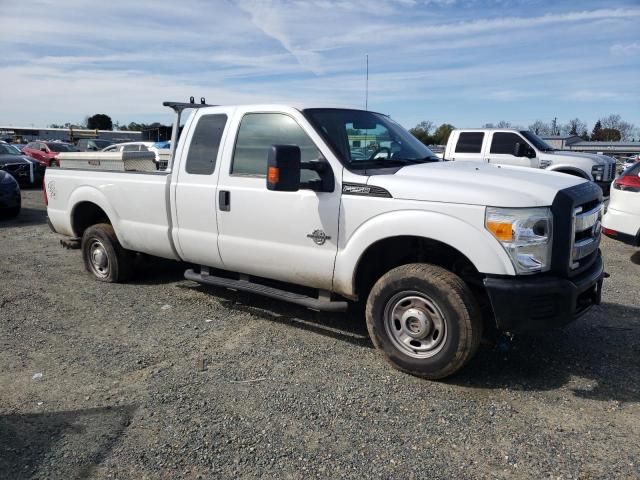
left=231, top=113, right=321, bottom=179
left=490, top=133, right=527, bottom=155
left=185, top=114, right=228, bottom=175
left=455, top=132, right=484, bottom=153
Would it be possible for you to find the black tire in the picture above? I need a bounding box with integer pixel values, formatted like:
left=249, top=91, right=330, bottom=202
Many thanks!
left=5, top=205, right=20, bottom=218
left=81, top=223, right=134, bottom=283
left=365, top=263, right=482, bottom=380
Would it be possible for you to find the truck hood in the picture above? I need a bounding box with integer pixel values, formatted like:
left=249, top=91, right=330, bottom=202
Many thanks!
left=0, top=154, right=32, bottom=166
left=367, top=161, right=585, bottom=207
left=542, top=150, right=616, bottom=166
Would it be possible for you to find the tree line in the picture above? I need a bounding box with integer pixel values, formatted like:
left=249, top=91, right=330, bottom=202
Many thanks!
left=49, top=114, right=169, bottom=133
left=50, top=112, right=636, bottom=145
left=410, top=114, right=637, bottom=146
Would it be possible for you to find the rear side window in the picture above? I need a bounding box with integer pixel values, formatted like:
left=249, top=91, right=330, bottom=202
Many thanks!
left=455, top=132, right=484, bottom=153
left=490, top=133, right=527, bottom=155
left=232, top=113, right=320, bottom=176
left=185, top=114, right=227, bottom=175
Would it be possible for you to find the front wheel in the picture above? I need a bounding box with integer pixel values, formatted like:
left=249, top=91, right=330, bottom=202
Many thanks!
left=81, top=223, right=134, bottom=283
left=366, top=263, right=482, bottom=380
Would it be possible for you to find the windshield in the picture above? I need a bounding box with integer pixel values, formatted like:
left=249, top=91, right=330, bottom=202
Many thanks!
left=0, top=144, right=20, bottom=155
left=303, top=109, right=439, bottom=170
left=92, top=140, right=113, bottom=148
left=47, top=143, right=79, bottom=152
left=520, top=131, right=554, bottom=152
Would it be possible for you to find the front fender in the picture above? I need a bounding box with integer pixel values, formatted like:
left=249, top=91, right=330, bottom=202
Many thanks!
left=332, top=210, right=515, bottom=298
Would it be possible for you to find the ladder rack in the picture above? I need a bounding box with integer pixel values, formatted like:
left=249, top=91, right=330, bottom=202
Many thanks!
left=163, top=96, right=216, bottom=169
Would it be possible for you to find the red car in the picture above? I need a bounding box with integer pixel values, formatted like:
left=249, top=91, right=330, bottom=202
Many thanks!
left=22, top=141, right=79, bottom=167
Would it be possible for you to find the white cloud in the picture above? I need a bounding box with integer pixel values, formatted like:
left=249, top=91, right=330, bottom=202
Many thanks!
left=610, top=42, right=640, bottom=56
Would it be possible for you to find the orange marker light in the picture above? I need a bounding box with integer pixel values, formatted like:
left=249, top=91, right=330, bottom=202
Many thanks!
left=486, top=221, right=513, bottom=242
left=268, top=166, right=280, bottom=184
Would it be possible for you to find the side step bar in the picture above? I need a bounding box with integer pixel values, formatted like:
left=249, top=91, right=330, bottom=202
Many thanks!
left=184, top=269, right=348, bottom=312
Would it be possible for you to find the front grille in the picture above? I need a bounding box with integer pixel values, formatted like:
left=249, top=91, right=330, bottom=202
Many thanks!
left=570, top=203, right=603, bottom=269
left=550, top=181, right=603, bottom=277
left=1, top=163, right=29, bottom=178
left=605, top=162, right=614, bottom=181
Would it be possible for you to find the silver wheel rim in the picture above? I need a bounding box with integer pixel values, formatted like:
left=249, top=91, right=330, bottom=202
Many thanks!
left=384, top=292, right=448, bottom=359
left=89, top=240, right=109, bottom=278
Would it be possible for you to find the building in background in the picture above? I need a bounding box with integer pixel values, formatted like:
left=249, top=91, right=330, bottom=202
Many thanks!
left=0, top=126, right=142, bottom=144
left=543, top=135, right=640, bottom=159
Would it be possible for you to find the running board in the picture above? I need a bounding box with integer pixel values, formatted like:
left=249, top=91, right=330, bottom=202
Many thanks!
left=184, top=269, right=349, bottom=312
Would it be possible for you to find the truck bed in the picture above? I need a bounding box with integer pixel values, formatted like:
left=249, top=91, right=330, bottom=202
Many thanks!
left=46, top=167, right=179, bottom=260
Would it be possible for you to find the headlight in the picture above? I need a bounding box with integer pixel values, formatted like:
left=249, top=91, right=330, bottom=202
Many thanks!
left=591, top=165, right=604, bottom=181
left=486, top=207, right=553, bottom=274
left=539, top=159, right=553, bottom=169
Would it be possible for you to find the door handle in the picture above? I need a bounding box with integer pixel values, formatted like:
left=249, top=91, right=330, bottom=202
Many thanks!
left=219, top=190, right=230, bottom=211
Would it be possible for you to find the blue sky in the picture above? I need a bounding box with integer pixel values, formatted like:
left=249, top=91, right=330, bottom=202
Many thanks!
left=0, top=0, right=638, bottom=132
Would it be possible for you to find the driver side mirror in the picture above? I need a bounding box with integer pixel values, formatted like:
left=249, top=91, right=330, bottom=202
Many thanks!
left=267, top=145, right=301, bottom=192
left=513, top=142, right=530, bottom=157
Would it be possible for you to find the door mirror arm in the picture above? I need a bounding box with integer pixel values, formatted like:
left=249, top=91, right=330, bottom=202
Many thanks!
left=301, top=157, right=334, bottom=192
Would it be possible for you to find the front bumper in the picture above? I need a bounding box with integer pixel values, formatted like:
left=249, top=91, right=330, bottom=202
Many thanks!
left=483, top=253, right=604, bottom=333
left=595, top=180, right=611, bottom=196
left=603, top=208, right=640, bottom=246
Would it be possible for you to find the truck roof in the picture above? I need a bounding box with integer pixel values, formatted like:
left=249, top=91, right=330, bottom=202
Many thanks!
left=452, top=128, right=527, bottom=132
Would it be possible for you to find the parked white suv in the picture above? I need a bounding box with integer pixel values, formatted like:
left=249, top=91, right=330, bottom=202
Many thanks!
left=46, top=101, right=606, bottom=379
left=603, top=162, right=640, bottom=246
left=444, top=129, right=617, bottom=194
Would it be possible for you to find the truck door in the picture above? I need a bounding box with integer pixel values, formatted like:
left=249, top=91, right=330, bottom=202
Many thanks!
left=216, top=111, right=340, bottom=291
left=485, top=132, right=536, bottom=168
left=173, top=110, right=231, bottom=267
left=450, top=132, right=485, bottom=162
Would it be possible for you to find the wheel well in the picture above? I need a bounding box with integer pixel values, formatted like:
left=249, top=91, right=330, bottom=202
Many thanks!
left=554, top=168, right=588, bottom=179
left=71, top=202, right=110, bottom=237
left=353, top=236, right=482, bottom=300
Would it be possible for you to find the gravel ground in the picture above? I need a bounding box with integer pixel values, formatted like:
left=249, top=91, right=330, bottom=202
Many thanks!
left=1, top=189, right=639, bottom=480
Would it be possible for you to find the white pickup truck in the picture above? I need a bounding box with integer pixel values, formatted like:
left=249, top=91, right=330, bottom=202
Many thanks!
left=46, top=100, right=606, bottom=379
left=443, top=129, right=617, bottom=194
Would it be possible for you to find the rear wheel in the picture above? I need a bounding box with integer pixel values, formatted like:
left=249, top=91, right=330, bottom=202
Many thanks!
left=366, top=263, right=482, bottom=380
left=81, top=223, right=134, bottom=283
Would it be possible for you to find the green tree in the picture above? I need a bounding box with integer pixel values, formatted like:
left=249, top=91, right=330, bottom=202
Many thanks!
left=600, top=114, right=635, bottom=141
left=87, top=114, right=113, bottom=131
left=600, top=128, right=621, bottom=141
left=432, top=123, right=455, bottom=145
left=409, top=120, right=435, bottom=145
left=591, top=120, right=603, bottom=141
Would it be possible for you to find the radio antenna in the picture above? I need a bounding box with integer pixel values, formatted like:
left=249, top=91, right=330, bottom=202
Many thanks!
left=365, top=54, right=369, bottom=110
